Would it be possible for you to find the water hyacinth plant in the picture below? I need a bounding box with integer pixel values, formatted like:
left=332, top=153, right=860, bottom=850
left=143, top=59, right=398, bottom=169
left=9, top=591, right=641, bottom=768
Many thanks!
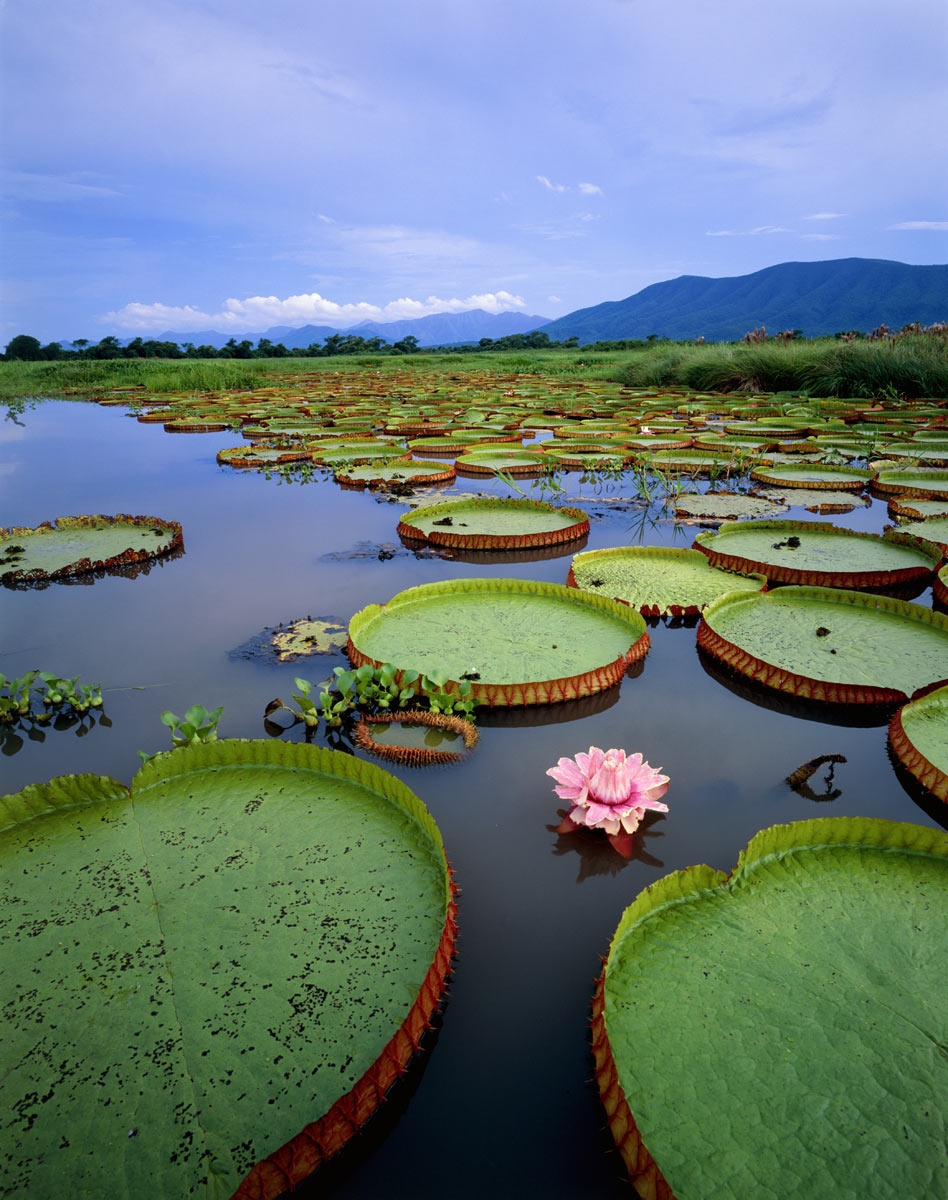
left=548, top=747, right=669, bottom=857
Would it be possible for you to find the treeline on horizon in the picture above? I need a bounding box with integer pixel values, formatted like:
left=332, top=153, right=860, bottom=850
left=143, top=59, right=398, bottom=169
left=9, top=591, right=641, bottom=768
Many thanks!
left=0, top=327, right=922, bottom=363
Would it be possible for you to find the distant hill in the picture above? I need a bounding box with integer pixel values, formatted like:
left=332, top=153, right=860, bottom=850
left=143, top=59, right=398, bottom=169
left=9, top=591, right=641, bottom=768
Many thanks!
left=137, top=308, right=550, bottom=351
left=538, top=259, right=948, bottom=344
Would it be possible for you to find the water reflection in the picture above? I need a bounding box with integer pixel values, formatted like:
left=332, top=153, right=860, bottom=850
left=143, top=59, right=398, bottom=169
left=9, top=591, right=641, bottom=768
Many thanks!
left=474, top=685, right=621, bottom=728
left=547, top=808, right=667, bottom=881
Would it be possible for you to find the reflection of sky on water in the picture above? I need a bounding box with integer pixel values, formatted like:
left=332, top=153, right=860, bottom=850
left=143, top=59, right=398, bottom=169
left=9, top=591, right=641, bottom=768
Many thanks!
left=1, top=399, right=944, bottom=1200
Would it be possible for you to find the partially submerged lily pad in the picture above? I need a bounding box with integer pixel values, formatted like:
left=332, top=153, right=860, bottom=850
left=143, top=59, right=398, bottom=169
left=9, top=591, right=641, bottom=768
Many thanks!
left=0, top=740, right=456, bottom=1198
left=755, top=485, right=871, bottom=514
left=232, top=616, right=350, bottom=663
left=0, top=514, right=183, bottom=586
left=593, top=817, right=948, bottom=1199
left=694, top=519, right=940, bottom=591
left=353, top=711, right=479, bottom=766
left=671, top=492, right=787, bottom=522
left=567, top=545, right=765, bottom=617
left=348, top=577, right=649, bottom=706
left=397, top=497, right=589, bottom=551
left=889, top=683, right=948, bottom=803
left=697, top=585, right=948, bottom=704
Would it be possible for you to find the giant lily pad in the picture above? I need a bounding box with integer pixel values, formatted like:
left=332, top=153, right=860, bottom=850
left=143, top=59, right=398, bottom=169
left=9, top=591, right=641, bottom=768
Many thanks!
left=397, top=498, right=589, bottom=550
left=0, top=740, right=456, bottom=1198
left=671, top=492, right=787, bottom=522
left=872, top=469, right=948, bottom=500
left=334, top=460, right=456, bottom=488
left=567, top=545, right=765, bottom=617
left=750, top=463, right=873, bottom=491
left=0, top=514, right=183, bottom=586
left=889, top=683, right=948, bottom=803
left=454, top=450, right=551, bottom=476
left=348, top=577, right=649, bottom=706
left=694, top=519, right=940, bottom=591
left=697, top=585, right=948, bottom=704
left=592, top=817, right=948, bottom=1199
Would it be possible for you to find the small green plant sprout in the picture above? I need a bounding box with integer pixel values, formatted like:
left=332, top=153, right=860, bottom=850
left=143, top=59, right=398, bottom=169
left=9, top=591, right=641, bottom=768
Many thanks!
left=420, top=669, right=476, bottom=719
left=160, top=704, right=224, bottom=747
left=37, top=672, right=103, bottom=714
left=0, top=671, right=38, bottom=722
left=291, top=677, right=321, bottom=727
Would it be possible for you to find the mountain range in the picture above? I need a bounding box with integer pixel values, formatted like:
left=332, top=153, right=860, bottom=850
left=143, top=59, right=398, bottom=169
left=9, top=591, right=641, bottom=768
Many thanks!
left=538, top=258, right=948, bottom=343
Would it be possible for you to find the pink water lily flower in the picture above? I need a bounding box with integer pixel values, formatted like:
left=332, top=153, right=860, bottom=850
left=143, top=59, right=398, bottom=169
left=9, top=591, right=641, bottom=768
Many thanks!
left=547, top=746, right=669, bottom=855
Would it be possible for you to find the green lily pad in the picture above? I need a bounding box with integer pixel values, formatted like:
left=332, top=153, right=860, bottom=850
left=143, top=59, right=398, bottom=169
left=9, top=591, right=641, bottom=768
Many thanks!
left=593, top=817, right=948, bottom=1199
left=698, top=585, right=948, bottom=704
left=694, top=520, right=940, bottom=590
left=888, top=497, right=948, bottom=520
left=217, top=445, right=312, bottom=468
left=755, top=485, right=871, bottom=513
left=333, top=461, right=455, bottom=488
left=671, top=492, right=787, bottom=522
left=397, top=497, right=589, bottom=550
left=567, top=545, right=765, bottom=616
left=348, top=577, right=649, bottom=705
left=0, top=740, right=455, bottom=1197
left=873, top=469, right=948, bottom=501
left=0, top=515, right=183, bottom=585
left=455, top=449, right=551, bottom=475
left=751, top=464, right=873, bottom=491
left=890, top=684, right=948, bottom=802
left=892, top=517, right=948, bottom=555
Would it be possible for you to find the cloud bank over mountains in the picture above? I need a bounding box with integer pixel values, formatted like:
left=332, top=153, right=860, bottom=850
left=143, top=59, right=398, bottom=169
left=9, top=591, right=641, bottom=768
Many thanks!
left=103, top=290, right=528, bottom=332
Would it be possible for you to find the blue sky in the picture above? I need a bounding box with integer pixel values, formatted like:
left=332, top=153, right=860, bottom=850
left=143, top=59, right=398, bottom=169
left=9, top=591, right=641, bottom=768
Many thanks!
left=2, top=0, right=947, bottom=343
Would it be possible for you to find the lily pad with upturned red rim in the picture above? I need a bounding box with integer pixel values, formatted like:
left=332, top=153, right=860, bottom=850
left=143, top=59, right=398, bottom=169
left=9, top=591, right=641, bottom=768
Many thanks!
left=348, top=577, right=649, bottom=706
left=0, top=514, right=183, bottom=586
left=889, top=682, right=948, bottom=803
left=592, top=817, right=948, bottom=1199
left=567, top=545, right=766, bottom=617
left=693, top=519, right=940, bottom=592
left=697, top=585, right=948, bottom=706
left=0, top=740, right=456, bottom=1199
left=398, top=497, right=589, bottom=551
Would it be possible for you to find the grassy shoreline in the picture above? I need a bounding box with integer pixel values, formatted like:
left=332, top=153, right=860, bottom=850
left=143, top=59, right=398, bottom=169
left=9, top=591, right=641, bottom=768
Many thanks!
left=1, top=338, right=945, bottom=400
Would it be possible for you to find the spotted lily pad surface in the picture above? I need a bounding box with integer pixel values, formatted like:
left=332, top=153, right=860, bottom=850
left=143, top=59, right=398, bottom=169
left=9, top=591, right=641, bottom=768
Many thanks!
left=0, top=741, right=455, bottom=1198
left=671, top=492, right=787, bottom=522
left=593, top=817, right=948, bottom=1199
left=756, top=485, right=871, bottom=513
left=0, top=514, right=183, bottom=585
left=698, top=585, right=948, bottom=704
left=348, top=577, right=649, bottom=705
left=890, top=684, right=948, bottom=802
left=567, top=546, right=765, bottom=616
left=397, top=498, right=589, bottom=550
left=694, top=519, right=939, bottom=590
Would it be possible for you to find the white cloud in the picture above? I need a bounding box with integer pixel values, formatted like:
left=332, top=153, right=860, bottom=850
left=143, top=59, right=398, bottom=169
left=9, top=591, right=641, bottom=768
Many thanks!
left=537, top=175, right=568, bottom=193
left=547, top=295, right=562, bottom=303
left=887, top=220, right=948, bottom=231
left=803, top=212, right=846, bottom=220
left=801, top=233, right=841, bottom=241
left=317, top=213, right=334, bottom=223
left=2, top=170, right=121, bottom=202
left=578, top=182, right=603, bottom=195
left=706, top=225, right=793, bottom=237
left=102, top=290, right=527, bottom=332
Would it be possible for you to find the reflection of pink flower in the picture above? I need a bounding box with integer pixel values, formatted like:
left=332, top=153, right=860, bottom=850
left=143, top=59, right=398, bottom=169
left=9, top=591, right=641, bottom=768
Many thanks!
left=547, top=747, right=669, bottom=843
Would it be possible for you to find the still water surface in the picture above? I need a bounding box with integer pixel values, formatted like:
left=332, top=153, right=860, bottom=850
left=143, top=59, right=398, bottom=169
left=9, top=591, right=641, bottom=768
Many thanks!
left=2, top=400, right=942, bottom=1198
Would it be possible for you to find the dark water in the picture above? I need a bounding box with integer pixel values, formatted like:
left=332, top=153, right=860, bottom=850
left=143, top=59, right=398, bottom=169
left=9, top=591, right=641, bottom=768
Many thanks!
left=2, top=401, right=943, bottom=1198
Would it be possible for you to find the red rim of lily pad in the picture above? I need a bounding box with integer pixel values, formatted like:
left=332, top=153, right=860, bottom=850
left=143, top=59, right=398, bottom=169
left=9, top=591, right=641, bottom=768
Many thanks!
left=871, top=469, right=948, bottom=500
left=352, top=711, right=479, bottom=766
left=696, top=585, right=948, bottom=706
left=397, top=498, right=590, bottom=551
left=0, top=514, right=184, bottom=585
left=887, top=496, right=948, bottom=520
left=693, top=519, right=941, bottom=592
left=217, top=445, right=313, bottom=468
left=934, top=563, right=948, bottom=608
left=888, top=682, right=948, bottom=804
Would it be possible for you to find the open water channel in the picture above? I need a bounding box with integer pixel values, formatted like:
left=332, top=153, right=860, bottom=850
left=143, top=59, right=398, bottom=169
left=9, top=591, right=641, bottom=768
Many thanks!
left=2, top=398, right=943, bottom=1198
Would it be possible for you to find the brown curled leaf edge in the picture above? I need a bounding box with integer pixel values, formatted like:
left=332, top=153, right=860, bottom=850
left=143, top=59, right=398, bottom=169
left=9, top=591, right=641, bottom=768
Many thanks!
left=0, top=513, right=183, bottom=585
left=352, top=710, right=479, bottom=766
